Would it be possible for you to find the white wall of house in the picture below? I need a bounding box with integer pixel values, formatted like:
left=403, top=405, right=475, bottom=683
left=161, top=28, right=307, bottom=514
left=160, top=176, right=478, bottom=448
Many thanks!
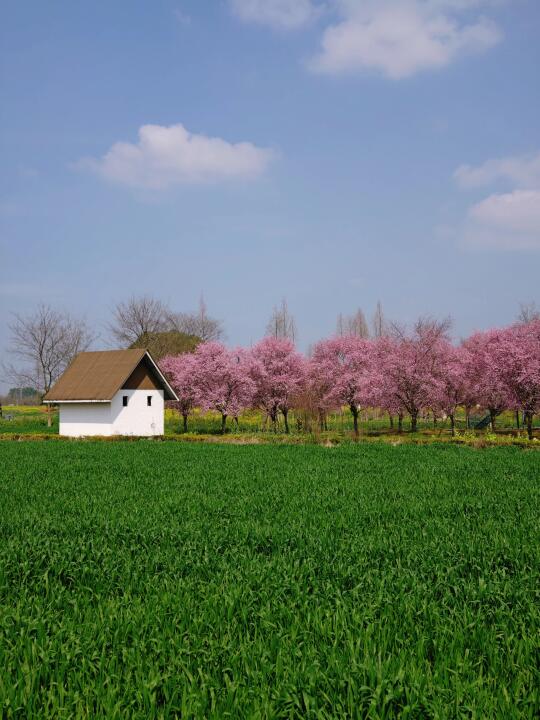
left=59, top=403, right=112, bottom=437
left=58, top=389, right=165, bottom=437
left=111, top=389, right=164, bottom=436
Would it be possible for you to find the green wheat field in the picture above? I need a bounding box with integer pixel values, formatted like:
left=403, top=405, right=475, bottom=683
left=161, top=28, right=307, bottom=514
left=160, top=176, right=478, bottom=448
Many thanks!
left=1, top=442, right=539, bottom=718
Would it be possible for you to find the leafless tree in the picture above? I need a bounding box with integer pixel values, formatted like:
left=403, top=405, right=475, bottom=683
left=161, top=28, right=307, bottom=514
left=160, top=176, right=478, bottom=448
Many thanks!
left=109, top=295, right=170, bottom=347
left=336, top=308, right=369, bottom=338
left=390, top=315, right=452, bottom=343
left=168, top=295, right=224, bottom=342
left=3, top=305, right=95, bottom=424
left=517, top=301, right=540, bottom=324
left=336, top=313, right=345, bottom=338
left=266, top=298, right=297, bottom=343
left=372, top=300, right=387, bottom=338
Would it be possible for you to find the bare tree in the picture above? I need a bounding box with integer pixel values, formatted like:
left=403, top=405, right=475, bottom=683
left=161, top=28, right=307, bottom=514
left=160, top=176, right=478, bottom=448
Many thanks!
left=372, top=300, right=387, bottom=338
left=168, top=295, right=224, bottom=342
left=109, top=295, right=169, bottom=347
left=266, top=298, right=297, bottom=342
left=350, top=309, right=369, bottom=338
left=517, top=301, right=540, bottom=324
left=390, top=315, right=452, bottom=343
left=336, top=308, right=369, bottom=338
left=3, top=305, right=95, bottom=425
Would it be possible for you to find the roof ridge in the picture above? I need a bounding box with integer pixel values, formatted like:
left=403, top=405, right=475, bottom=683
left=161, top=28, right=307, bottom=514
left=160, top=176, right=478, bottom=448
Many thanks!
left=75, top=348, right=147, bottom=355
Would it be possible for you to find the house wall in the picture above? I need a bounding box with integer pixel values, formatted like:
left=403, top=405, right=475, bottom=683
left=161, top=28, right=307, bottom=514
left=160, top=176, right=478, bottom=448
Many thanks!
left=59, top=403, right=112, bottom=437
left=111, top=389, right=164, bottom=436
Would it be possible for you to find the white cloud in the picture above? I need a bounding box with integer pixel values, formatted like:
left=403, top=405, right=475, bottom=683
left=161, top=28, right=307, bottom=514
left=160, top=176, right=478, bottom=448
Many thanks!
left=309, top=0, right=501, bottom=79
left=454, top=152, right=540, bottom=189
left=80, top=123, right=275, bottom=189
left=464, top=190, right=540, bottom=250
left=455, top=150, right=540, bottom=250
left=230, top=0, right=321, bottom=30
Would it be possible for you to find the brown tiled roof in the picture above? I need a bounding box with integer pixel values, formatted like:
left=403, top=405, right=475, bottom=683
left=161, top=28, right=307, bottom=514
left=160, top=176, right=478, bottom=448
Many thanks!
left=43, top=349, right=177, bottom=401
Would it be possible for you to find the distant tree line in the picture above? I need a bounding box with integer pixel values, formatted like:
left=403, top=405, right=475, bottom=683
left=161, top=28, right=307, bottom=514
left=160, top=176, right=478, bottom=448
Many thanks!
left=3, top=297, right=539, bottom=437
left=162, top=313, right=540, bottom=440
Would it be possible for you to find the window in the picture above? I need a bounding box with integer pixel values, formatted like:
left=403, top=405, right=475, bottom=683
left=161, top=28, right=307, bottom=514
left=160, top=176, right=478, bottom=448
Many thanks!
left=123, top=396, right=128, bottom=407
left=147, top=396, right=152, bottom=407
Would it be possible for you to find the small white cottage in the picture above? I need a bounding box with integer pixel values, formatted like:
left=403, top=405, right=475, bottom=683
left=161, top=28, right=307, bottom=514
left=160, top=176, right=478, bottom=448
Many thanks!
left=43, top=349, right=178, bottom=437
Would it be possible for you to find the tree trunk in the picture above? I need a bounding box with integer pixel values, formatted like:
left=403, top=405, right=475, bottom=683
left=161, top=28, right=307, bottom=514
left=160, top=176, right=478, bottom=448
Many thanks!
left=525, top=412, right=533, bottom=441
left=388, top=413, right=394, bottom=430
left=515, top=411, right=520, bottom=429
left=398, top=413, right=403, bottom=434
left=450, top=414, right=455, bottom=437
left=351, top=405, right=359, bottom=438
left=433, top=414, right=437, bottom=427
left=465, top=408, right=471, bottom=430
left=411, top=410, right=418, bottom=433
left=221, top=414, right=227, bottom=434
left=182, top=413, right=188, bottom=433
left=489, top=409, right=497, bottom=432
left=283, top=409, right=290, bottom=434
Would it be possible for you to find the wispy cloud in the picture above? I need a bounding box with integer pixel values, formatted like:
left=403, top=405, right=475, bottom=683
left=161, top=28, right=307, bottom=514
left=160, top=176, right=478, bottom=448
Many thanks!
left=79, top=123, right=275, bottom=190
left=455, top=150, right=540, bottom=250
left=454, top=151, right=540, bottom=189
left=309, top=0, right=501, bottom=79
left=229, top=0, right=322, bottom=30
left=174, top=7, right=191, bottom=26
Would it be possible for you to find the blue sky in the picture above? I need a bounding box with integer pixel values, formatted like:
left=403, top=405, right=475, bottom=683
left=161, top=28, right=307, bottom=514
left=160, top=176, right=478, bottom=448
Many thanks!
left=1, top=0, right=539, bottom=390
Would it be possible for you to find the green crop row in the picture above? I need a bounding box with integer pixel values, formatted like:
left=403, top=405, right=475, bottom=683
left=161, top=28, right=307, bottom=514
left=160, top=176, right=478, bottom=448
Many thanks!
left=1, top=442, right=539, bottom=718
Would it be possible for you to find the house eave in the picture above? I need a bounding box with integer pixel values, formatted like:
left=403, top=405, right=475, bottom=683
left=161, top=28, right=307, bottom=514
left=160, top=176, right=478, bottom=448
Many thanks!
left=143, top=351, right=179, bottom=401
left=43, top=399, right=111, bottom=404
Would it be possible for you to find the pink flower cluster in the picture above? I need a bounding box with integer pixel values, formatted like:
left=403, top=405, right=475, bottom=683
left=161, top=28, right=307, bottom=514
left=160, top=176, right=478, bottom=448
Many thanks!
left=160, top=320, right=540, bottom=438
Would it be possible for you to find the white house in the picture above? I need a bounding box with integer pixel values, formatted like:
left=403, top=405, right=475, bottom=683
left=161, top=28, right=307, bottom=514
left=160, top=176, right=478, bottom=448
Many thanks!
left=43, top=349, right=178, bottom=437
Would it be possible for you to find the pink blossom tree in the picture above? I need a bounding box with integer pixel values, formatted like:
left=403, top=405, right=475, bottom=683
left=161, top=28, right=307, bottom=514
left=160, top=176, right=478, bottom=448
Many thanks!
left=463, top=330, right=510, bottom=431
left=160, top=352, right=199, bottom=432
left=249, top=337, right=306, bottom=432
left=456, top=344, right=482, bottom=429
left=430, top=343, right=473, bottom=435
left=377, top=319, right=450, bottom=433
left=371, top=352, right=408, bottom=433
left=305, top=355, right=341, bottom=431
left=191, top=342, right=255, bottom=433
left=310, top=336, right=375, bottom=436
left=368, top=337, right=406, bottom=432
left=488, top=320, right=540, bottom=439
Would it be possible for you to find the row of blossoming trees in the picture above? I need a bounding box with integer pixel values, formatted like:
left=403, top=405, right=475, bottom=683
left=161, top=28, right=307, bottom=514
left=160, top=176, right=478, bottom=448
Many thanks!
left=160, top=318, right=540, bottom=439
